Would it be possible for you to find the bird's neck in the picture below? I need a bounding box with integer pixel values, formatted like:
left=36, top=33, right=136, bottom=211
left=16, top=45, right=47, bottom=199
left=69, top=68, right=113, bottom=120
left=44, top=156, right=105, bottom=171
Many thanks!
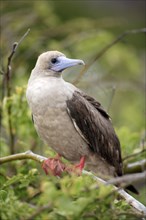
left=44, top=71, right=62, bottom=78
left=28, top=69, right=63, bottom=84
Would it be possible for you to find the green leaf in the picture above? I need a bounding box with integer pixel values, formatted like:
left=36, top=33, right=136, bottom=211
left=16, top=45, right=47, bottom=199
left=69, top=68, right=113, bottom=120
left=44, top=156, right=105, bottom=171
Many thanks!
left=0, top=190, right=7, bottom=201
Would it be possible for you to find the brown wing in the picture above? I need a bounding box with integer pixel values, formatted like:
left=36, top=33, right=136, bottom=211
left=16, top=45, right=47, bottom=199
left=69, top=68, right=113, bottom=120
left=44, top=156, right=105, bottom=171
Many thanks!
left=66, top=91, right=122, bottom=176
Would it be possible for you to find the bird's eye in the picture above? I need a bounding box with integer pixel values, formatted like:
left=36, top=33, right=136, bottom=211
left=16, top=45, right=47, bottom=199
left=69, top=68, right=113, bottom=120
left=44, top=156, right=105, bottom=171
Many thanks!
left=51, top=58, right=57, bottom=64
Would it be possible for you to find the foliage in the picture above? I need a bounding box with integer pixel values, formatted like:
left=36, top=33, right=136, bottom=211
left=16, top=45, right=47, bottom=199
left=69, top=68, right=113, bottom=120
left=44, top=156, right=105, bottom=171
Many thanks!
left=0, top=166, right=137, bottom=220
left=0, top=1, right=145, bottom=220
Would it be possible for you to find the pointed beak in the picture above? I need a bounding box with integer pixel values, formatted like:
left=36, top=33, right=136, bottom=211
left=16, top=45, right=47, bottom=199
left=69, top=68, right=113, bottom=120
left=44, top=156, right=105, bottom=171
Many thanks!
left=51, top=56, right=85, bottom=72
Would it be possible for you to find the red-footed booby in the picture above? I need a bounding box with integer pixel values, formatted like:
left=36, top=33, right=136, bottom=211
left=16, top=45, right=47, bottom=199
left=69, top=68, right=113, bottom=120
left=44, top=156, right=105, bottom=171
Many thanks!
left=26, top=51, right=137, bottom=193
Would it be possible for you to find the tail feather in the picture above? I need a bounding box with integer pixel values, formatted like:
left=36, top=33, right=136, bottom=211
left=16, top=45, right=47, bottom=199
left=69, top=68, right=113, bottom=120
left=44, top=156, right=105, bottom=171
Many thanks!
left=126, top=184, right=139, bottom=194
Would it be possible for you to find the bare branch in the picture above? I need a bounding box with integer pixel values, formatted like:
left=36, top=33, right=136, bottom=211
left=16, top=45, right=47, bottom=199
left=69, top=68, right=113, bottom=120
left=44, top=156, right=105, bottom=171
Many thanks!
left=123, top=149, right=146, bottom=161
left=0, top=150, right=146, bottom=216
left=1, top=28, right=30, bottom=100
left=83, top=170, right=146, bottom=217
left=0, top=68, right=4, bottom=75
left=73, top=28, right=146, bottom=85
left=107, top=171, right=146, bottom=186
left=0, top=150, right=45, bottom=164
left=107, top=85, right=116, bottom=112
left=17, top=28, right=30, bottom=45
left=1, top=28, right=30, bottom=155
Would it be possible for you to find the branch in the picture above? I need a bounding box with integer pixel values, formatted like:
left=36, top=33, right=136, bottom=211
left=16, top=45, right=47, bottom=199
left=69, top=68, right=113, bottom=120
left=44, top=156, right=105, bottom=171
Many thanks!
left=124, top=159, right=146, bottom=174
left=107, top=171, right=146, bottom=186
left=123, top=148, right=146, bottom=161
left=1, top=28, right=30, bottom=101
left=1, top=28, right=30, bottom=155
left=1, top=151, right=145, bottom=174
left=107, top=85, right=116, bottom=112
left=83, top=170, right=146, bottom=217
left=73, top=28, right=146, bottom=84
left=0, top=150, right=45, bottom=164
left=0, top=150, right=146, bottom=216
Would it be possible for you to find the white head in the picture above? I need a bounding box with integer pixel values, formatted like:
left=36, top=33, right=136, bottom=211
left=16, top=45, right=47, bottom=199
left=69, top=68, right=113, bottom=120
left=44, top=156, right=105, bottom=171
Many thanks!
left=31, top=51, right=85, bottom=78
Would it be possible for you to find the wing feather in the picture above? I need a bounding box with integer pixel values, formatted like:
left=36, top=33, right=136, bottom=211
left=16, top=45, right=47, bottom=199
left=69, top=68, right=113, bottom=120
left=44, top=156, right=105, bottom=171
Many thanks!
left=66, top=91, right=122, bottom=176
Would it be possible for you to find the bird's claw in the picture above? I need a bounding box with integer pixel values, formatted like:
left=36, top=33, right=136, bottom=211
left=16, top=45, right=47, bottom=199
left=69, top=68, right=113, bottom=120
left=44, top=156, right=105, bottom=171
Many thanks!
left=65, top=156, right=86, bottom=176
left=42, top=157, right=66, bottom=177
left=42, top=155, right=86, bottom=177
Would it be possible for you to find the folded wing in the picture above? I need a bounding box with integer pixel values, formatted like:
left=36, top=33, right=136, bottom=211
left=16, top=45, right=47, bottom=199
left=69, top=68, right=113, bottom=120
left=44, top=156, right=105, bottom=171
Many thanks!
left=66, top=91, right=122, bottom=176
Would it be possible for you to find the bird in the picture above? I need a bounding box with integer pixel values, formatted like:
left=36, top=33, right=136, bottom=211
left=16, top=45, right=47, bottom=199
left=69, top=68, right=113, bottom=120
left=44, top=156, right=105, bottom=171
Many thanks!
left=26, top=50, right=137, bottom=193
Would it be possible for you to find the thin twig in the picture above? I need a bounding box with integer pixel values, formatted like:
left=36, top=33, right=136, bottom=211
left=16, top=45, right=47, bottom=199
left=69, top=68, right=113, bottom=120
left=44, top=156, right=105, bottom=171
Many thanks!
left=73, top=28, right=146, bottom=85
left=107, top=86, right=116, bottom=112
left=123, top=149, right=146, bottom=161
left=6, top=43, right=18, bottom=155
left=1, top=28, right=30, bottom=155
left=0, top=150, right=146, bottom=216
left=17, top=28, right=30, bottom=45
left=0, top=68, right=4, bottom=75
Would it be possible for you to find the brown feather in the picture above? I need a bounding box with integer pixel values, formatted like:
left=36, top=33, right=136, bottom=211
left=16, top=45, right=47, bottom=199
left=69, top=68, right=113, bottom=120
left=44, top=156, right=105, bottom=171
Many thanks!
left=67, top=91, right=122, bottom=176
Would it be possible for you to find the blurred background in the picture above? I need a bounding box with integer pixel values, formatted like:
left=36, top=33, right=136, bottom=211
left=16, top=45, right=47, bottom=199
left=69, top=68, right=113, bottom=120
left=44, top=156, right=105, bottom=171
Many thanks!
left=1, top=0, right=145, bottom=130
left=1, top=0, right=145, bottom=159
left=0, top=1, right=146, bottom=218
left=1, top=0, right=146, bottom=164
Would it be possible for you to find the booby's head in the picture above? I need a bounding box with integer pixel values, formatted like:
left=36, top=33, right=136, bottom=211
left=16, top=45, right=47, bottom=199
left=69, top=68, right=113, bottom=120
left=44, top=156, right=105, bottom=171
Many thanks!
left=34, top=50, right=85, bottom=77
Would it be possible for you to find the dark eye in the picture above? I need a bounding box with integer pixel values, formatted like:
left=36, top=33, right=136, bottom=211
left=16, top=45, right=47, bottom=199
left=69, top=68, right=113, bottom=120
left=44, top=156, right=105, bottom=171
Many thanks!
left=51, top=58, right=57, bottom=64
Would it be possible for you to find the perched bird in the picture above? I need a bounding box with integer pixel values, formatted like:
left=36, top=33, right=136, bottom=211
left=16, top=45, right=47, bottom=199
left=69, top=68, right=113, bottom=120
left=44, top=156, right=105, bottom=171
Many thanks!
left=26, top=51, right=137, bottom=193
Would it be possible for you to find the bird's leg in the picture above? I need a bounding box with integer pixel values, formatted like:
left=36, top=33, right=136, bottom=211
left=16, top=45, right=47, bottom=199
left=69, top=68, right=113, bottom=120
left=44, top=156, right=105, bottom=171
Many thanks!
left=75, top=156, right=86, bottom=171
left=66, top=156, right=86, bottom=175
left=42, top=154, right=66, bottom=177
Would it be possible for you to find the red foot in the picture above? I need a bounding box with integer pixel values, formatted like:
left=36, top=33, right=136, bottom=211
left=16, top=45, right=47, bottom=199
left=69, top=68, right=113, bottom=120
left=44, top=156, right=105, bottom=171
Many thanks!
left=66, top=156, right=86, bottom=175
left=42, top=154, right=66, bottom=176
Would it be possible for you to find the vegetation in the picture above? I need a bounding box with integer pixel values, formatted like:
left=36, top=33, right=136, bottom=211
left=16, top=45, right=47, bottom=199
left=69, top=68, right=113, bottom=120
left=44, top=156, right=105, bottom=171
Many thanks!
left=0, top=1, right=145, bottom=220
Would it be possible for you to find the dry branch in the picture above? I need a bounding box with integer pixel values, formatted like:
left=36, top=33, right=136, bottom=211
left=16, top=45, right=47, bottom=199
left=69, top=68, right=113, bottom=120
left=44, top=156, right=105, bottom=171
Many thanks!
left=1, top=28, right=30, bottom=155
left=83, top=170, right=146, bottom=217
left=0, top=150, right=146, bottom=216
left=107, top=171, right=146, bottom=186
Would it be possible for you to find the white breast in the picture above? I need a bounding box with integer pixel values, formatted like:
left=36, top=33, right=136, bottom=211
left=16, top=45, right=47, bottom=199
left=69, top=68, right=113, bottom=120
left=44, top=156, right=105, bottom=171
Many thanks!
left=26, top=76, right=89, bottom=161
left=26, top=75, right=116, bottom=176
